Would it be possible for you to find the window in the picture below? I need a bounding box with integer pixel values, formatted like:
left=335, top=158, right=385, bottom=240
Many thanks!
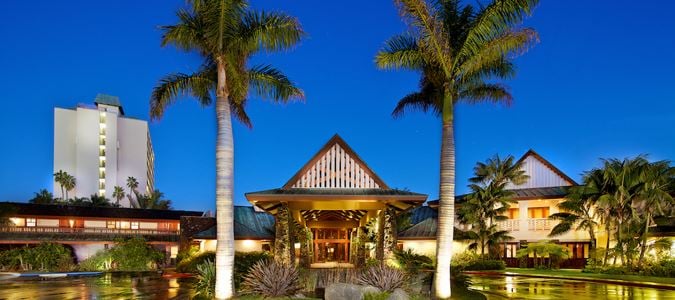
left=107, top=221, right=116, bottom=229
left=528, top=207, right=549, bottom=218
left=26, top=218, right=36, bottom=227
left=499, top=243, right=519, bottom=258
left=506, top=208, right=519, bottom=219
left=131, top=222, right=139, bottom=230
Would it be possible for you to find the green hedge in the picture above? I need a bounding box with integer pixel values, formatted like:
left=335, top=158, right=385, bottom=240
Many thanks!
left=0, top=243, right=74, bottom=272
left=177, top=251, right=271, bottom=290
left=79, top=237, right=164, bottom=271
left=451, top=251, right=505, bottom=271
left=176, top=251, right=215, bottom=273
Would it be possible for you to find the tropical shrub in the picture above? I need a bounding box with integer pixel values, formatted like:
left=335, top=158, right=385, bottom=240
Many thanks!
left=392, top=249, right=433, bottom=274
left=451, top=251, right=505, bottom=271
left=194, top=259, right=216, bottom=299
left=79, top=238, right=163, bottom=271
left=0, top=243, right=74, bottom=272
left=234, top=251, right=273, bottom=289
left=358, top=264, right=406, bottom=292
left=110, top=238, right=164, bottom=271
left=176, top=251, right=215, bottom=273
left=78, top=250, right=114, bottom=271
left=176, top=245, right=199, bottom=265
left=241, top=260, right=302, bottom=297
left=516, top=240, right=569, bottom=269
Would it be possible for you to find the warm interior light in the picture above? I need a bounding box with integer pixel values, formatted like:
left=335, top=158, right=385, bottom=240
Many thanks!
left=68, top=219, right=75, bottom=228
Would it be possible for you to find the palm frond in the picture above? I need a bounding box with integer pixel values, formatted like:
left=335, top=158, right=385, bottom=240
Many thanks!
left=248, top=64, right=304, bottom=103
left=391, top=87, right=442, bottom=118
left=459, top=82, right=512, bottom=105
left=375, top=34, right=424, bottom=70
left=239, top=10, right=304, bottom=53
left=458, top=0, right=539, bottom=63
left=458, top=28, right=538, bottom=78
left=150, top=70, right=214, bottom=120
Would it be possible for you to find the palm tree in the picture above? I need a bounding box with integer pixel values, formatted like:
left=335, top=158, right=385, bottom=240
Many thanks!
left=458, top=155, right=527, bottom=257
left=62, top=174, right=76, bottom=200
left=135, top=190, right=173, bottom=210
left=126, top=176, right=139, bottom=207
left=634, top=160, right=674, bottom=264
left=89, top=194, right=112, bottom=207
left=53, top=170, right=67, bottom=200
left=376, top=1, right=538, bottom=297
left=548, top=171, right=602, bottom=245
left=598, top=157, right=648, bottom=266
left=30, top=189, right=55, bottom=204
left=112, top=186, right=125, bottom=207
left=152, top=1, right=303, bottom=298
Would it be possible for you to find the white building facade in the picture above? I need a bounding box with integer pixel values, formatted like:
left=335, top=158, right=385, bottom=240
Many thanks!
left=54, top=94, right=154, bottom=207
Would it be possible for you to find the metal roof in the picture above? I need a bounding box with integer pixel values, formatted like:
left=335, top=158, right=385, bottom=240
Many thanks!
left=427, top=186, right=572, bottom=207
left=398, top=218, right=437, bottom=239
left=246, top=188, right=426, bottom=197
left=193, top=206, right=275, bottom=240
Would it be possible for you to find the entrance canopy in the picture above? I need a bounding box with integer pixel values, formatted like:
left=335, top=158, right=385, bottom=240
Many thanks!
left=245, top=134, right=427, bottom=227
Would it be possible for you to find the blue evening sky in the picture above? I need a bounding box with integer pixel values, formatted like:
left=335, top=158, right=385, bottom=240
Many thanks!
left=1, top=1, right=674, bottom=212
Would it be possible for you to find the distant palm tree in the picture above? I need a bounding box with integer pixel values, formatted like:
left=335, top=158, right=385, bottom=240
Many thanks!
left=376, top=1, right=538, bottom=297
left=30, top=189, right=55, bottom=204
left=135, top=190, right=172, bottom=210
left=0, top=203, right=17, bottom=227
left=89, top=194, right=112, bottom=207
left=53, top=170, right=67, bottom=200
left=62, top=174, right=76, bottom=200
left=112, top=186, right=125, bottom=207
left=126, top=177, right=139, bottom=207
left=152, top=1, right=303, bottom=297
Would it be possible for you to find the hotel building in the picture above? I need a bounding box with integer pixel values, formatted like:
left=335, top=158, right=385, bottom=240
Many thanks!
left=53, top=94, right=154, bottom=206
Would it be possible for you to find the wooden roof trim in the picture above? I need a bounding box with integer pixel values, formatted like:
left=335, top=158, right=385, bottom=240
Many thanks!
left=517, top=149, right=578, bottom=186
left=247, top=194, right=427, bottom=202
left=282, top=134, right=390, bottom=189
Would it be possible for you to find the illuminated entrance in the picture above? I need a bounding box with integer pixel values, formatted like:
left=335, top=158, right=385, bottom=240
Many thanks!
left=246, top=135, right=427, bottom=267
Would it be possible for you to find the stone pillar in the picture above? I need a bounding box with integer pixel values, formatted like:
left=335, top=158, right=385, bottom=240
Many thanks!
left=274, top=203, right=293, bottom=264
left=376, top=210, right=385, bottom=260
left=298, top=226, right=312, bottom=268
left=383, top=207, right=398, bottom=259
left=356, top=226, right=367, bottom=267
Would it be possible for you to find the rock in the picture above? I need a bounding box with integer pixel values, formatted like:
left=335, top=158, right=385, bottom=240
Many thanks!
left=361, top=285, right=381, bottom=295
left=387, top=288, right=410, bottom=300
left=325, top=283, right=383, bottom=300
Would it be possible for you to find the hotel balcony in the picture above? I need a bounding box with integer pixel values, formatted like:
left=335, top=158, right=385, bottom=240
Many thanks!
left=496, top=218, right=555, bottom=232
left=0, top=226, right=181, bottom=242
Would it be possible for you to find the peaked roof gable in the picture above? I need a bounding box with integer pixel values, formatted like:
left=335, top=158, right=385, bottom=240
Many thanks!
left=283, top=134, right=389, bottom=189
left=507, top=149, right=577, bottom=189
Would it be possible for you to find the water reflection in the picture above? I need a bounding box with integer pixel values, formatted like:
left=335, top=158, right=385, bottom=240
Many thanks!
left=467, top=274, right=675, bottom=300
left=0, top=273, right=195, bottom=300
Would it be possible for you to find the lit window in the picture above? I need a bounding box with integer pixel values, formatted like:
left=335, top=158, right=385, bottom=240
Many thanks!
left=131, top=222, right=139, bottom=230
left=107, top=221, right=115, bottom=229
left=26, top=218, right=36, bottom=227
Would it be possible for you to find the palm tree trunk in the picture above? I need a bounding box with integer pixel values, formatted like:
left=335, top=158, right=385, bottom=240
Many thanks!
left=603, top=220, right=610, bottom=265
left=434, top=91, right=454, bottom=299
left=60, top=184, right=65, bottom=201
left=638, top=213, right=651, bottom=265
left=214, top=56, right=235, bottom=300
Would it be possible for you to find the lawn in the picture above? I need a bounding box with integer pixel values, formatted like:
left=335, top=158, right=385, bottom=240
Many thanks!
left=499, top=268, right=675, bottom=286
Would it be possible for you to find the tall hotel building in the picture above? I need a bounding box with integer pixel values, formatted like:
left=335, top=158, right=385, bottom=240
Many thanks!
left=53, top=94, right=154, bottom=207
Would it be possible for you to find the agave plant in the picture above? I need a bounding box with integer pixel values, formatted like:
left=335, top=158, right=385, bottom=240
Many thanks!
left=240, top=260, right=302, bottom=297
left=358, top=264, right=406, bottom=292
left=194, top=259, right=216, bottom=298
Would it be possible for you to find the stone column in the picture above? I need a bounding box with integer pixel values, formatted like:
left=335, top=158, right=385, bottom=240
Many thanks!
left=274, top=203, right=293, bottom=265
left=356, top=226, right=367, bottom=267
left=298, top=226, right=312, bottom=268
left=376, top=210, right=385, bottom=260
left=383, top=207, right=398, bottom=259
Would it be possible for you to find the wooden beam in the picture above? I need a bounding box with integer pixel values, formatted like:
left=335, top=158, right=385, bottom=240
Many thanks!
left=307, top=220, right=359, bottom=228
